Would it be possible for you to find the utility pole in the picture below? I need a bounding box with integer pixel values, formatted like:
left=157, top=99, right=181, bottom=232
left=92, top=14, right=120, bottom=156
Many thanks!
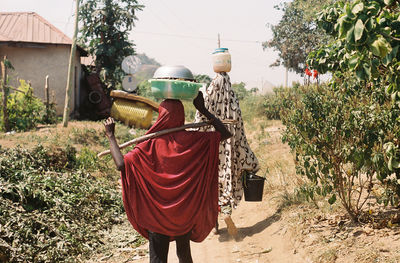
left=62, top=0, right=79, bottom=127
left=218, top=33, right=220, bottom=48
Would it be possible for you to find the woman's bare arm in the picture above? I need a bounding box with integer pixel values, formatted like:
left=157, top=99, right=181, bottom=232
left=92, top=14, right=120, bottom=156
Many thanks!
left=104, top=117, right=125, bottom=171
left=193, top=91, right=232, bottom=141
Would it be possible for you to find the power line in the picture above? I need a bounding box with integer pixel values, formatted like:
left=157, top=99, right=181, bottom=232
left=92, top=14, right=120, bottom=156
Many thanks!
left=133, top=31, right=262, bottom=44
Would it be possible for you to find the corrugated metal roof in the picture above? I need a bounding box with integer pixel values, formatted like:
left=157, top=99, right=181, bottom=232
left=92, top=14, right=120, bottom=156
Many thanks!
left=0, top=12, right=72, bottom=45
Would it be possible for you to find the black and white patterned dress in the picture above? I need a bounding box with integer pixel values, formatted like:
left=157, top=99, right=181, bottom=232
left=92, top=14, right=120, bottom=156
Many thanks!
left=195, top=73, right=260, bottom=213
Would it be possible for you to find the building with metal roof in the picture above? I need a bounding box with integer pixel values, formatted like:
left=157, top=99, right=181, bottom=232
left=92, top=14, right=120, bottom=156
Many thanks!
left=0, top=12, right=88, bottom=116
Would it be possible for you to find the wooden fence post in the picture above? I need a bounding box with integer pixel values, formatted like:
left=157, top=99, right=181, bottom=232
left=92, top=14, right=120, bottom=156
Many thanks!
left=45, top=75, right=49, bottom=119
left=1, top=56, right=10, bottom=132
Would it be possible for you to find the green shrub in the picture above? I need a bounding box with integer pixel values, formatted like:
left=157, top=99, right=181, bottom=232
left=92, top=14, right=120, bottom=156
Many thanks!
left=263, top=86, right=299, bottom=120
left=281, top=82, right=400, bottom=221
left=0, top=145, right=125, bottom=262
left=0, top=79, right=58, bottom=132
left=41, top=101, right=58, bottom=125
left=3, top=80, right=44, bottom=131
left=240, top=94, right=267, bottom=122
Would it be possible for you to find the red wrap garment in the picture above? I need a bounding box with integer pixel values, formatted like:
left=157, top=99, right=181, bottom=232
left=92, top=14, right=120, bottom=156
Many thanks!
left=121, top=99, right=221, bottom=242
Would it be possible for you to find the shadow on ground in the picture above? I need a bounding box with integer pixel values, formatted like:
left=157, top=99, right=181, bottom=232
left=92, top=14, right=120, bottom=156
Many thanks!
left=218, top=210, right=281, bottom=242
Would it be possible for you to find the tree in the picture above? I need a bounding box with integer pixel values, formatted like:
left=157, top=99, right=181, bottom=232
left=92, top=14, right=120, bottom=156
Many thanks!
left=308, top=0, right=400, bottom=88
left=263, top=1, right=334, bottom=74
left=194, top=74, right=212, bottom=87
left=232, top=82, right=249, bottom=100
left=79, top=0, right=143, bottom=90
left=136, top=53, right=161, bottom=67
left=281, top=0, right=400, bottom=220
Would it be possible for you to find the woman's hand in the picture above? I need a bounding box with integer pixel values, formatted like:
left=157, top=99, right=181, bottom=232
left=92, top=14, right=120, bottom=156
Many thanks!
left=104, top=117, right=115, bottom=138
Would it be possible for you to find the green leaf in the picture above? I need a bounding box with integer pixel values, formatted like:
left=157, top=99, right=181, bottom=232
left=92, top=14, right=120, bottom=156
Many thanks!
left=365, top=18, right=375, bottom=32
left=370, top=36, right=392, bottom=58
left=328, top=194, right=337, bottom=204
left=346, top=26, right=355, bottom=44
left=354, top=19, right=364, bottom=42
left=363, top=63, right=371, bottom=79
left=356, top=67, right=366, bottom=81
left=352, top=3, right=364, bottom=15
left=384, top=0, right=394, bottom=6
left=348, top=55, right=359, bottom=69
left=370, top=39, right=381, bottom=56
left=392, top=159, right=400, bottom=169
left=339, top=17, right=352, bottom=39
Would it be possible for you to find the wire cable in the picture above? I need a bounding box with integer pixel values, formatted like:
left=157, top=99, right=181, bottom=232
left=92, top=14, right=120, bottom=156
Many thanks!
left=134, top=31, right=262, bottom=44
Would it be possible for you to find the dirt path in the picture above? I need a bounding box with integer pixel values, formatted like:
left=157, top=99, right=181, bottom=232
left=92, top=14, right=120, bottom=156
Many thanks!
left=130, top=197, right=306, bottom=263
left=85, top=121, right=400, bottom=263
left=86, top=121, right=310, bottom=263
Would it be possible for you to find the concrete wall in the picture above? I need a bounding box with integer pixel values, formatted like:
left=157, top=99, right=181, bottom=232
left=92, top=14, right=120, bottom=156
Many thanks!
left=0, top=44, right=83, bottom=115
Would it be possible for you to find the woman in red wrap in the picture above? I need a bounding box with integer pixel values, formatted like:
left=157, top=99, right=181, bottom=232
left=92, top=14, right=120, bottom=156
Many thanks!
left=104, top=91, right=232, bottom=263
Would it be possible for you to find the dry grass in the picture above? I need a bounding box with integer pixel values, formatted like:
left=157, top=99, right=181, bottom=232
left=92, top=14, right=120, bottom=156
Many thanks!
left=244, top=118, right=306, bottom=212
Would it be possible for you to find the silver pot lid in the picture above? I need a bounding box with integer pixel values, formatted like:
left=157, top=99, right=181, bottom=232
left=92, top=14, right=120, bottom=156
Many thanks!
left=153, top=65, right=195, bottom=80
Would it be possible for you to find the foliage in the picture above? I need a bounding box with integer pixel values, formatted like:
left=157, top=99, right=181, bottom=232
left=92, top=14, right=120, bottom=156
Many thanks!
left=263, top=86, right=299, bottom=120
left=308, top=0, right=400, bottom=86
left=136, top=79, right=155, bottom=100
left=136, top=53, right=161, bottom=67
left=240, top=93, right=270, bottom=123
left=263, top=0, right=333, bottom=74
left=70, top=121, right=142, bottom=150
left=79, top=0, right=144, bottom=90
left=194, top=74, right=212, bottom=87
left=1, top=80, right=43, bottom=132
left=280, top=81, right=400, bottom=221
left=300, top=0, right=400, bottom=216
left=232, top=82, right=250, bottom=100
left=0, top=144, right=125, bottom=262
left=0, top=80, right=58, bottom=132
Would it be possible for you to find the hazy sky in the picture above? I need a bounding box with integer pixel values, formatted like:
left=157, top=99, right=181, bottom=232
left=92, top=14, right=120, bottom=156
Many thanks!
left=3, top=0, right=303, bottom=89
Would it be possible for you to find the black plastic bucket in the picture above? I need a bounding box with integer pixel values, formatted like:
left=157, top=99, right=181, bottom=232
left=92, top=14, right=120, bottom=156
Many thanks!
left=243, top=173, right=265, bottom=202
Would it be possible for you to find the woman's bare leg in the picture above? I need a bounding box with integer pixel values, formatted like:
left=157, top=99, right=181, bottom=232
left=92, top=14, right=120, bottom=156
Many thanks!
left=223, top=214, right=238, bottom=237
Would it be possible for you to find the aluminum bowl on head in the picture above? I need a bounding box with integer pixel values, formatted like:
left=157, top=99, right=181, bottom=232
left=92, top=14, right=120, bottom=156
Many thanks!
left=153, top=65, right=195, bottom=80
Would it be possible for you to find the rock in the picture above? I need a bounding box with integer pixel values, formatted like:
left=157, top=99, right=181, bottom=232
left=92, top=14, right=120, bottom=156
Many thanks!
left=232, top=246, right=240, bottom=253
left=261, top=247, right=272, bottom=253
left=364, top=227, right=374, bottom=236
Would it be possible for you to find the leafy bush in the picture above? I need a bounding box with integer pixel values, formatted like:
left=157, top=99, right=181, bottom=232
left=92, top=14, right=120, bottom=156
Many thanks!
left=0, top=145, right=124, bottom=262
left=0, top=80, right=58, bottom=132
left=263, top=86, right=299, bottom=120
left=240, top=93, right=268, bottom=123
left=281, top=81, right=400, bottom=221
left=2, top=80, right=44, bottom=131
left=41, top=101, right=58, bottom=125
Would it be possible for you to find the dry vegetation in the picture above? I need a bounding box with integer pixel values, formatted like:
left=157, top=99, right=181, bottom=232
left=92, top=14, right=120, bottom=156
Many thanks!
left=2, top=110, right=400, bottom=262
left=244, top=117, right=400, bottom=263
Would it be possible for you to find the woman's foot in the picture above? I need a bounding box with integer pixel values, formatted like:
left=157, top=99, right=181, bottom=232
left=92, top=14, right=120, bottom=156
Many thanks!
left=224, top=215, right=238, bottom=237
left=212, top=220, right=219, bottom=235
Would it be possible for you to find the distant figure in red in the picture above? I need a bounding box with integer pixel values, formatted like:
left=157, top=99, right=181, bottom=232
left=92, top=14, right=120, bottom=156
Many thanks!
left=104, top=91, right=232, bottom=263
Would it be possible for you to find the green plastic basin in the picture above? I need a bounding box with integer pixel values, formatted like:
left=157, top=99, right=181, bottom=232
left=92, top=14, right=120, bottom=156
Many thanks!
left=149, top=79, right=203, bottom=100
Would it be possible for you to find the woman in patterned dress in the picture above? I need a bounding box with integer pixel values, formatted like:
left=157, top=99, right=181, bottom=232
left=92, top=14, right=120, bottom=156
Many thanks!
left=195, top=72, right=260, bottom=236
